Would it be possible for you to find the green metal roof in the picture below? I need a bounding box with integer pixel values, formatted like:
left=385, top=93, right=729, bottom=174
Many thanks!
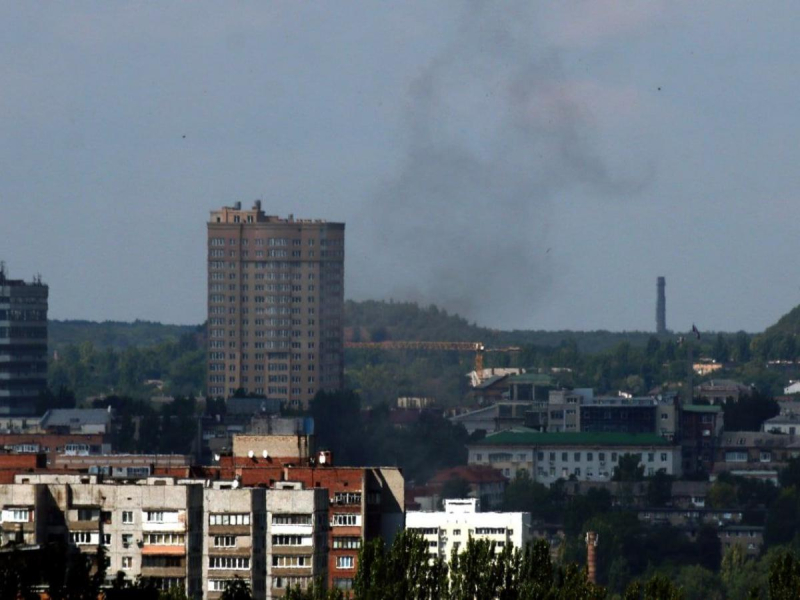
left=475, top=431, right=671, bottom=447
left=682, top=404, right=722, bottom=413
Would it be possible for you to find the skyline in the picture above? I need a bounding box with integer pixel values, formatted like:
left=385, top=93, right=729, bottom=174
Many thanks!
left=2, top=2, right=800, bottom=332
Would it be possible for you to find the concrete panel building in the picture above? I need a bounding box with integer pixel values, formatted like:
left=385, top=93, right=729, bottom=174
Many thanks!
left=266, top=483, right=329, bottom=598
left=0, top=268, right=48, bottom=415
left=406, top=498, right=532, bottom=561
left=207, top=202, right=345, bottom=408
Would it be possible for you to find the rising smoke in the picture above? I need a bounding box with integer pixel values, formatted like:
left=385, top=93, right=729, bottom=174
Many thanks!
left=362, top=3, right=646, bottom=327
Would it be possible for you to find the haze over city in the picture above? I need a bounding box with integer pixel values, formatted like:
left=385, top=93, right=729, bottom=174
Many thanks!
left=2, top=1, right=799, bottom=332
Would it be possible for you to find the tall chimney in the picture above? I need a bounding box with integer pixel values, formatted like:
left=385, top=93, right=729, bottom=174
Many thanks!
left=656, top=277, right=666, bottom=335
left=586, top=531, right=598, bottom=584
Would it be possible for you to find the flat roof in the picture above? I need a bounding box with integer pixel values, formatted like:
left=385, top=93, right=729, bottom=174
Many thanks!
left=682, top=404, right=722, bottom=413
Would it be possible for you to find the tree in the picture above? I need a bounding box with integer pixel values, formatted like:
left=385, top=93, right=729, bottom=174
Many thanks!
left=613, top=454, right=644, bottom=482
left=780, top=457, right=800, bottom=489
left=695, top=524, right=722, bottom=572
left=707, top=481, right=737, bottom=509
left=439, top=477, right=471, bottom=508
left=220, top=576, right=252, bottom=600
left=646, top=470, right=673, bottom=507
left=768, top=550, right=800, bottom=600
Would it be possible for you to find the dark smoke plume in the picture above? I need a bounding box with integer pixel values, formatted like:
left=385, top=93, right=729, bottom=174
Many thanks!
left=362, top=3, right=646, bottom=327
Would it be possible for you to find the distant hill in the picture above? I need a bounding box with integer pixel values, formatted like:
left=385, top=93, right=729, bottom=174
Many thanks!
left=764, top=305, right=800, bottom=337
left=49, top=319, right=199, bottom=351
left=344, top=300, right=666, bottom=353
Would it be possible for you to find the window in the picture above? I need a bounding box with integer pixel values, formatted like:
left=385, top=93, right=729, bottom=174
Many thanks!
left=660, top=453, right=668, bottom=462
left=122, top=534, right=133, bottom=548
left=574, top=452, right=581, bottom=461
left=143, top=533, right=185, bottom=545
left=331, top=514, right=361, bottom=527
left=648, top=453, right=655, bottom=462
left=761, top=451, right=772, bottom=463
left=333, top=492, right=361, bottom=505
left=336, top=556, right=355, bottom=569
left=214, top=536, right=236, bottom=548
left=146, top=511, right=164, bottom=523
left=209, top=556, right=250, bottom=570
left=334, top=579, right=354, bottom=591
left=273, top=555, right=309, bottom=568
left=77, top=508, right=97, bottom=521
left=122, top=511, right=133, bottom=524
left=70, top=532, right=93, bottom=545
left=725, top=451, right=748, bottom=462
left=333, top=537, right=362, bottom=549
left=272, top=535, right=310, bottom=546
left=587, top=453, right=593, bottom=461
left=272, top=514, right=312, bottom=525
left=122, top=557, right=132, bottom=570
left=209, top=513, right=250, bottom=526
left=102, top=534, right=111, bottom=546
left=562, top=452, right=568, bottom=461
left=7, top=509, right=29, bottom=522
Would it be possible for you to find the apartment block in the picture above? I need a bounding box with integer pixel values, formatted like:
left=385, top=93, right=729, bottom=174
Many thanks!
left=0, top=268, right=48, bottom=416
left=406, top=498, right=532, bottom=561
left=468, top=431, right=681, bottom=486
left=0, top=473, right=338, bottom=600
left=266, top=483, right=329, bottom=598
left=202, top=485, right=267, bottom=598
left=207, top=202, right=345, bottom=408
left=0, top=474, right=205, bottom=594
left=217, top=449, right=404, bottom=593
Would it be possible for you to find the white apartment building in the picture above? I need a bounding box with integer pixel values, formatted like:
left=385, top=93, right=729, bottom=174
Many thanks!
left=468, top=431, right=682, bottom=486
left=406, top=499, right=532, bottom=561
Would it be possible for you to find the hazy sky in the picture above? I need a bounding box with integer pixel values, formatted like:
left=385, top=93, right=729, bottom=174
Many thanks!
left=2, top=2, right=799, bottom=332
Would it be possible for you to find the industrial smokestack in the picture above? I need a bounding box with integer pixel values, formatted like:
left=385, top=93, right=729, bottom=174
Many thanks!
left=656, top=277, right=666, bottom=335
left=586, top=531, right=598, bottom=584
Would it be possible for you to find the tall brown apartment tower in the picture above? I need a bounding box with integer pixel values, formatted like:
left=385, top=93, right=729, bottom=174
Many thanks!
left=207, top=202, right=345, bottom=408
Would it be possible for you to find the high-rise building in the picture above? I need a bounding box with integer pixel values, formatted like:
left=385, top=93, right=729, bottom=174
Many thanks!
left=0, top=265, right=48, bottom=415
left=207, top=202, right=345, bottom=407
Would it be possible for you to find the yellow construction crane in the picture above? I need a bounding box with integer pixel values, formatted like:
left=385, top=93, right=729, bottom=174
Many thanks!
left=344, top=341, right=519, bottom=384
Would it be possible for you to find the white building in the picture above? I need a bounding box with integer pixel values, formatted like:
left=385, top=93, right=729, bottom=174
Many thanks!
left=785, top=381, right=800, bottom=396
left=468, top=431, right=682, bottom=486
left=406, top=499, right=532, bottom=561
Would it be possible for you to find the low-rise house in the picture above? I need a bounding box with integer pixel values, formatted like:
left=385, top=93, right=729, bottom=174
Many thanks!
left=406, top=498, right=532, bottom=561
left=714, top=431, right=800, bottom=483
left=560, top=480, right=709, bottom=509
left=784, top=381, right=800, bottom=396
left=762, top=414, right=800, bottom=435
left=695, top=379, right=752, bottom=404
left=40, top=409, right=112, bottom=435
left=468, top=431, right=681, bottom=485
left=719, top=524, right=764, bottom=556
left=450, top=402, right=538, bottom=436
left=427, top=466, right=508, bottom=511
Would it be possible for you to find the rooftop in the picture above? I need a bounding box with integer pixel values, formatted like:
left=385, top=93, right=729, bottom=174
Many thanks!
left=682, top=404, right=723, bottom=414
left=430, top=465, right=508, bottom=485
left=507, top=373, right=553, bottom=385
left=474, top=431, right=671, bottom=447
left=40, top=409, right=111, bottom=428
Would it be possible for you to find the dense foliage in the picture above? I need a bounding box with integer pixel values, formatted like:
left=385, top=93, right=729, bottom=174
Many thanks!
left=48, top=335, right=205, bottom=400
left=283, top=530, right=800, bottom=600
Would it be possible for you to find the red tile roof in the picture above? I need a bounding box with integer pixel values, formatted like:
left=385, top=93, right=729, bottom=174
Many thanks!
left=429, top=465, right=507, bottom=485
